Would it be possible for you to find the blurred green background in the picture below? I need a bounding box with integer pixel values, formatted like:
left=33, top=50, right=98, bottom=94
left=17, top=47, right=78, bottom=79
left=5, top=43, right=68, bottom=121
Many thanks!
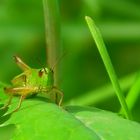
left=0, top=0, right=140, bottom=121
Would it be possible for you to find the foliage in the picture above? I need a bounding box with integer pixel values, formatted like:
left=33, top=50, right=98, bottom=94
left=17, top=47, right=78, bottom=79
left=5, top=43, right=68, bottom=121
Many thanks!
left=0, top=0, right=140, bottom=139
left=0, top=88, right=140, bottom=140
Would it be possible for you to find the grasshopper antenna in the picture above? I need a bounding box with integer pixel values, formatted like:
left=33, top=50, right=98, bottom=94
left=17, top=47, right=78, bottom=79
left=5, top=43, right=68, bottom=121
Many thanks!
left=51, top=52, right=66, bottom=71
left=36, top=57, right=48, bottom=74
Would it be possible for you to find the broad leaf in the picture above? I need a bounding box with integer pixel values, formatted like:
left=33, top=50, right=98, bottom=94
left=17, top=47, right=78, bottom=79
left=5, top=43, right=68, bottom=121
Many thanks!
left=67, top=106, right=140, bottom=140
left=3, top=98, right=140, bottom=140
left=1, top=86, right=140, bottom=140
left=0, top=125, right=16, bottom=140
left=5, top=98, right=100, bottom=140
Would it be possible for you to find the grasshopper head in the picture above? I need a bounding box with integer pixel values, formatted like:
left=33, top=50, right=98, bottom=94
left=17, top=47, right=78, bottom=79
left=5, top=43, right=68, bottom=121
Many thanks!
left=38, top=68, right=54, bottom=86
left=38, top=68, right=53, bottom=76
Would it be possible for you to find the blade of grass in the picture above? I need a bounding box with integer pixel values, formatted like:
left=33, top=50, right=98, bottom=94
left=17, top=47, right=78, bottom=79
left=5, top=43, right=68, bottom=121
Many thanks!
left=65, top=72, right=136, bottom=106
left=120, top=72, right=140, bottom=113
left=85, top=16, right=132, bottom=120
left=43, top=0, right=61, bottom=85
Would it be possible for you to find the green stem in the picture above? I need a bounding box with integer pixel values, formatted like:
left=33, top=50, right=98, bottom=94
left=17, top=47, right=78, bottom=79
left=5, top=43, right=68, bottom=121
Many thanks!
left=120, top=72, right=140, bottom=113
left=85, top=16, right=132, bottom=120
left=43, top=0, right=61, bottom=85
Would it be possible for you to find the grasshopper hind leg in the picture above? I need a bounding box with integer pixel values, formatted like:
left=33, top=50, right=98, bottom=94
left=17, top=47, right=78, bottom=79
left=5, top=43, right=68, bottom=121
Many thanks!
left=12, top=95, right=25, bottom=112
left=0, top=95, right=13, bottom=110
left=3, top=87, right=35, bottom=113
left=13, top=56, right=31, bottom=71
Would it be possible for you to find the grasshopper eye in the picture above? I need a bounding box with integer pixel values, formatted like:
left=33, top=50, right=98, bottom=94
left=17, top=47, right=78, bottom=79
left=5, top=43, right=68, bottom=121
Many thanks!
left=38, top=69, right=45, bottom=77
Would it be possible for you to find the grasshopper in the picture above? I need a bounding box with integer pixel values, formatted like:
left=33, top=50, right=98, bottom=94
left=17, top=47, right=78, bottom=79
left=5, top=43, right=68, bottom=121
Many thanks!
left=2, top=56, right=63, bottom=112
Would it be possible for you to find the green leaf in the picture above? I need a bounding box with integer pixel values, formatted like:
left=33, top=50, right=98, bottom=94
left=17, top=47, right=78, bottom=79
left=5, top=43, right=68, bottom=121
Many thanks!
left=1, top=87, right=140, bottom=139
left=0, top=112, right=11, bottom=125
left=2, top=98, right=140, bottom=140
left=6, top=98, right=100, bottom=140
left=0, top=82, right=8, bottom=100
left=0, top=98, right=15, bottom=140
left=0, top=105, right=9, bottom=117
left=0, top=124, right=16, bottom=140
left=67, top=106, right=140, bottom=140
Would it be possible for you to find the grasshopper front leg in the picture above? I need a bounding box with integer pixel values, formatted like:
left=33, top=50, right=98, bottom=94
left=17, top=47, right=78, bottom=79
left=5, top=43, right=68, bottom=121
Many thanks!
left=43, top=87, right=63, bottom=106
left=52, top=87, right=63, bottom=106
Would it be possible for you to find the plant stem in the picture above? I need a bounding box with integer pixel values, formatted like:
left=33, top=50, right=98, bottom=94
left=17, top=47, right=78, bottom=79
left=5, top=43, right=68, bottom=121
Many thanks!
left=85, top=16, right=132, bottom=120
left=120, top=72, right=140, bottom=113
left=43, top=0, right=61, bottom=85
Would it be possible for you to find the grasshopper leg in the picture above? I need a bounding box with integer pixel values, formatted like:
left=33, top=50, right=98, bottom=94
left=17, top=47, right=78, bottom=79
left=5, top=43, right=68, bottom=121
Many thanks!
left=1, top=95, right=13, bottom=110
left=12, top=95, right=25, bottom=112
left=52, top=87, right=63, bottom=106
left=4, top=87, right=36, bottom=112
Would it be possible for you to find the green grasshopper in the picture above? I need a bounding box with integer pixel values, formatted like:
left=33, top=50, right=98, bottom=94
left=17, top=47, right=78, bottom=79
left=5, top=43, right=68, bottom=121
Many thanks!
left=2, top=56, right=63, bottom=112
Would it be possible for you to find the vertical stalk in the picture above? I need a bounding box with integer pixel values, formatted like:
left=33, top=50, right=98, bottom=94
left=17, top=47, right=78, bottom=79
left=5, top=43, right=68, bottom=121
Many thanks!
left=120, top=72, right=140, bottom=112
left=85, top=16, right=132, bottom=120
left=43, top=0, right=61, bottom=86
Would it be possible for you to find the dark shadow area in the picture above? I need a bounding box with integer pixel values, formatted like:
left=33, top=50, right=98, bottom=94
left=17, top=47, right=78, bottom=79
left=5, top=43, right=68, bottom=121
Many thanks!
left=0, top=105, right=13, bottom=125
left=0, top=113, right=12, bottom=125
left=0, top=106, right=8, bottom=117
left=33, top=95, right=52, bottom=103
left=65, top=105, right=102, bottom=114
left=0, top=104, right=4, bottom=108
